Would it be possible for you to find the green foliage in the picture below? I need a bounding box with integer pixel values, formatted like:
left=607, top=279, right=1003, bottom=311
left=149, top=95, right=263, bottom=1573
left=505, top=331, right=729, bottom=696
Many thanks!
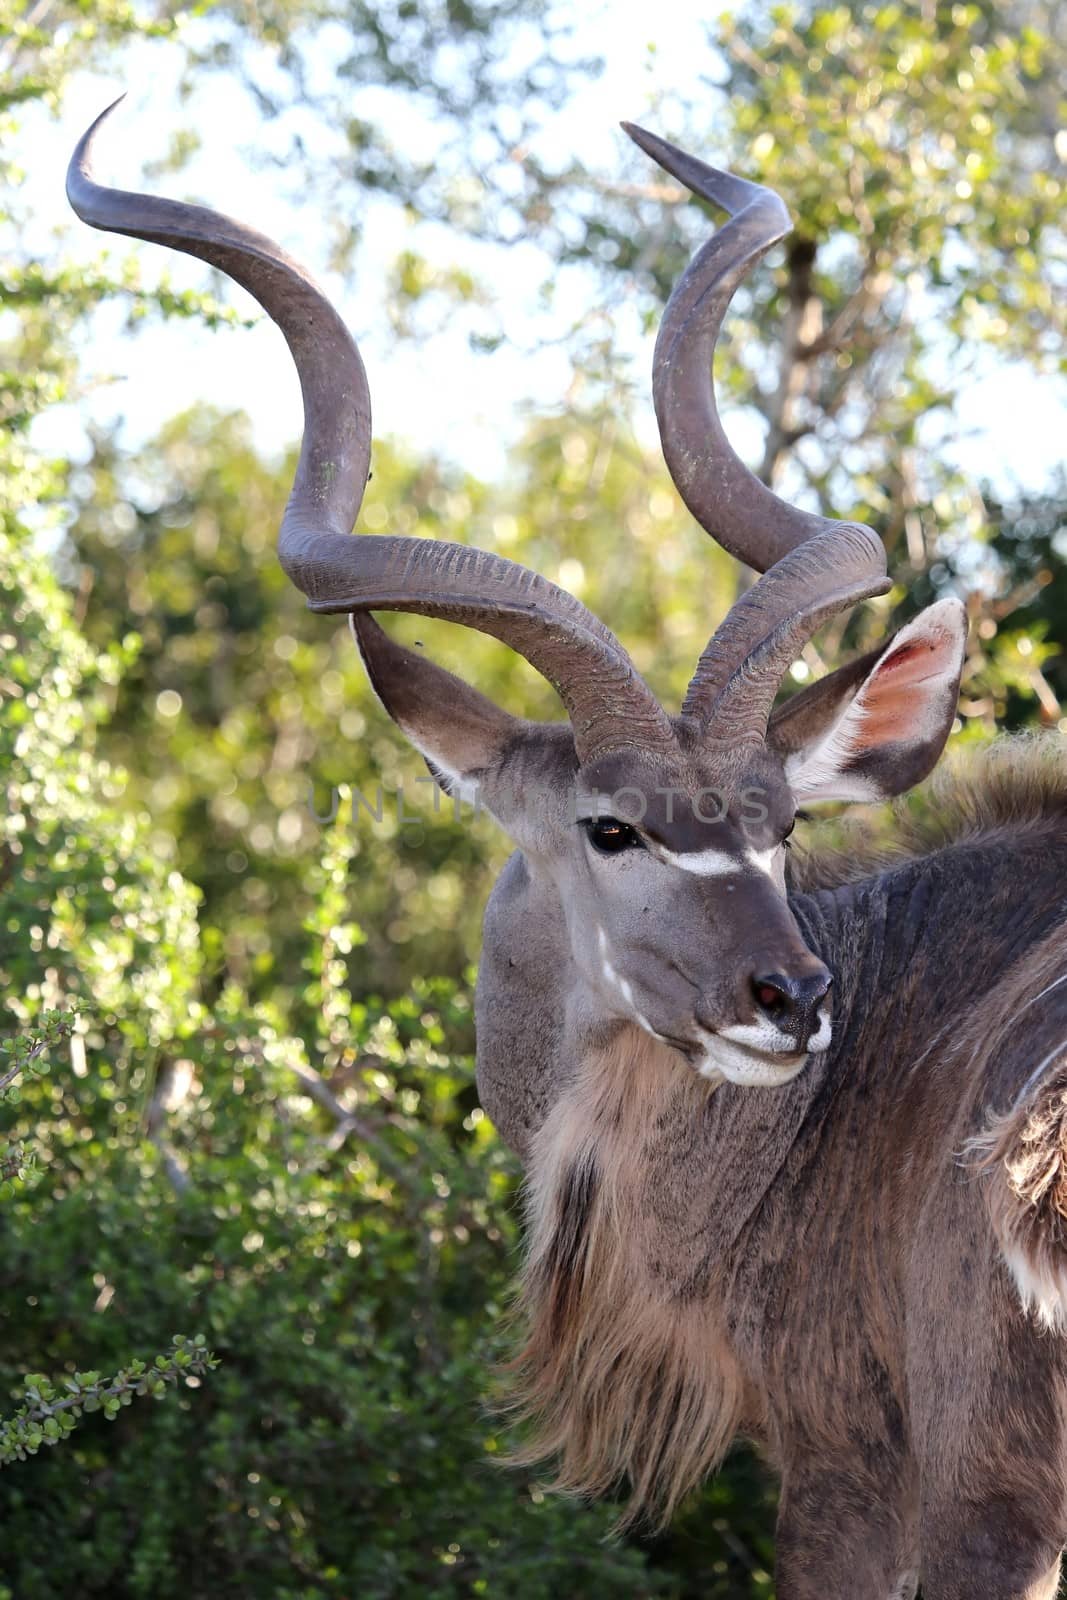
left=0, top=519, right=202, bottom=1057
left=0, top=1008, right=75, bottom=1098
left=0, top=502, right=670, bottom=1596
left=0, top=1009, right=77, bottom=1187
left=0, top=976, right=647, bottom=1597
left=0, top=1336, right=219, bottom=1466
left=717, top=0, right=1061, bottom=357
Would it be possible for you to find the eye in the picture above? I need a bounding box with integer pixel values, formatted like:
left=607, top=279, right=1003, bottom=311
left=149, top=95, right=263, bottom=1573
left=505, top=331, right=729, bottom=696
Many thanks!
left=781, top=810, right=811, bottom=850
left=583, top=817, right=644, bottom=855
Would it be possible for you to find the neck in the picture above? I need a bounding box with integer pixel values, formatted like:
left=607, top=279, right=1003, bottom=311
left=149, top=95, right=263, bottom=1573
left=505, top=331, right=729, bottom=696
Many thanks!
left=505, top=1024, right=746, bottom=1528
left=789, top=817, right=1067, bottom=1096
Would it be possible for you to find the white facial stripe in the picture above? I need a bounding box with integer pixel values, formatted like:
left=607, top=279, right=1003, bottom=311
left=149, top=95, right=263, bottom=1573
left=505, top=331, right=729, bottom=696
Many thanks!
left=655, top=845, right=737, bottom=876
left=635, top=1011, right=667, bottom=1042
left=597, top=928, right=666, bottom=1042
left=597, top=925, right=628, bottom=999
left=657, top=844, right=782, bottom=879
left=747, top=847, right=778, bottom=878
left=598, top=925, right=617, bottom=988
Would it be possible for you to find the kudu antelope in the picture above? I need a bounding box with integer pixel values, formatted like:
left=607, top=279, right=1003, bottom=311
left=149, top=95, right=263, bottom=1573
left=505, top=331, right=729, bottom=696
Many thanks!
left=69, top=103, right=1067, bottom=1599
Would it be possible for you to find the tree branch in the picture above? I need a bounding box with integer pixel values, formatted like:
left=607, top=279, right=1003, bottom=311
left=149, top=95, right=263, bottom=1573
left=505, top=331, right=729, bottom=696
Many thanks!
left=758, top=235, right=821, bottom=487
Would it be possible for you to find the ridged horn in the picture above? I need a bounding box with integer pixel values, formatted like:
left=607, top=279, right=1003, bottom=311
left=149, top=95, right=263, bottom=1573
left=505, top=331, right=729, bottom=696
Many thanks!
left=68, top=99, right=676, bottom=764
left=624, top=123, right=888, bottom=746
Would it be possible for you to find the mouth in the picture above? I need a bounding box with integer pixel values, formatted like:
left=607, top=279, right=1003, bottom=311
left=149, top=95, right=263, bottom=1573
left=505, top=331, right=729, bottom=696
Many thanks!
left=681, top=1016, right=831, bottom=1088
left=697, top=1034, right=809, bottom=1087
left=634, top=1012, right=830, bottom=1087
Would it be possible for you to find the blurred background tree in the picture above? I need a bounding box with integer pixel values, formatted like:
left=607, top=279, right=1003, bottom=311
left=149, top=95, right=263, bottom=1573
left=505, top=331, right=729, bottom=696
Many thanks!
left=1, top=0, right=1064, bottom=1595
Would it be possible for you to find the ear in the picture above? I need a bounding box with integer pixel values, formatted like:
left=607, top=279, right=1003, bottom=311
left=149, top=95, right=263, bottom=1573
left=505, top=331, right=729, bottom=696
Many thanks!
left=767, top=598, right=968, bottom=804
left=350, top=614, right=575, bottom=840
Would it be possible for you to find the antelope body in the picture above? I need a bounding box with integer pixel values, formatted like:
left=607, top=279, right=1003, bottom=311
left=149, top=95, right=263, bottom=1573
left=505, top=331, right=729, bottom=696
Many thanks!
left=480, top=750, right=1067, bottom=1599
left=68, top=104, right=1067, bottom=1598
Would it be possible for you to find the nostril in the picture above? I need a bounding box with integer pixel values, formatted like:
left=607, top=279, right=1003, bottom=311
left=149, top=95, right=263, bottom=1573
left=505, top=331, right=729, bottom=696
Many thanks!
left=752, top=969, right=833, bottom=1045
left=753, top=976, right=790, bottom=1017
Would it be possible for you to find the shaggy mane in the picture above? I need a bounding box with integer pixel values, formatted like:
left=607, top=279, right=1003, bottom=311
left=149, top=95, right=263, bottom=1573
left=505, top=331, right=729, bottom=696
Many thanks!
left=497, top=1030, right=743, bottom=1530
left=790, top=733, right=1067, bottom=893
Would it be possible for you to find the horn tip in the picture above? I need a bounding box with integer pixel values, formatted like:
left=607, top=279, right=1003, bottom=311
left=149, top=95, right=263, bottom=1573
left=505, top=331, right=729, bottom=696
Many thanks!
left=620, top=120, right=666, bottom=160
left=82, top=91, right=128, bottom=141
left=67, top=93, right=128, bottom=211
left=622, top=121, right=789, bottom=229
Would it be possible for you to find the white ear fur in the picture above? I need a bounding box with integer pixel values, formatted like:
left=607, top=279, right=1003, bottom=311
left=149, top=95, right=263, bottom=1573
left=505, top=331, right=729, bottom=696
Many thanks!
left=784, top=598, right=967, bottom=804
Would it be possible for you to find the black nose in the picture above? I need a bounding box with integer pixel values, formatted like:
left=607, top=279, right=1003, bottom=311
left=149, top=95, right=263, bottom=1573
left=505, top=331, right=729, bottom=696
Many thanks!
left=751, top=969, right=832, bottom=1050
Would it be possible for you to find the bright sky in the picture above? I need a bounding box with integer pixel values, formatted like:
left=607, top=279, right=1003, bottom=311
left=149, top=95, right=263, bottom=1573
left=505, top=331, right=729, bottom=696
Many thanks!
left=23, top=1, right=1066, bottom=499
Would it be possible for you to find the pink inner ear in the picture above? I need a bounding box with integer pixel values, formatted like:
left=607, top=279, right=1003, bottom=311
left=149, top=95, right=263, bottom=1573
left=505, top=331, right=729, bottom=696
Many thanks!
left=850, top=636, right=948, bottom=751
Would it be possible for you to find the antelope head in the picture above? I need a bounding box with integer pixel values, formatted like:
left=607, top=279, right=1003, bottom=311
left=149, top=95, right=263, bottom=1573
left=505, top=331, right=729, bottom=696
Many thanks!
left=67, top=106, right=966, bottom=1089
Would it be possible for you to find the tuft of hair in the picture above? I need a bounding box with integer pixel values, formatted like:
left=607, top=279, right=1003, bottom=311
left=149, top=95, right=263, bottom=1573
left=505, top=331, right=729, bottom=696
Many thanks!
left=494, top=1032, right=743, bottom=1530
left=790, top=733, right=1067, bottom=893
left=967, top=1057, right=1067, bottom=1331
left=958, top=921, right=1067, bottom=1331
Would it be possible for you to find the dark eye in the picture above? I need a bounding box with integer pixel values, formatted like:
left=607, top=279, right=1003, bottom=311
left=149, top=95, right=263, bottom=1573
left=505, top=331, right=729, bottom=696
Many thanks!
left=584, top=818, right=643, bottom=855
left=782, top=811, right=809, bottom=850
